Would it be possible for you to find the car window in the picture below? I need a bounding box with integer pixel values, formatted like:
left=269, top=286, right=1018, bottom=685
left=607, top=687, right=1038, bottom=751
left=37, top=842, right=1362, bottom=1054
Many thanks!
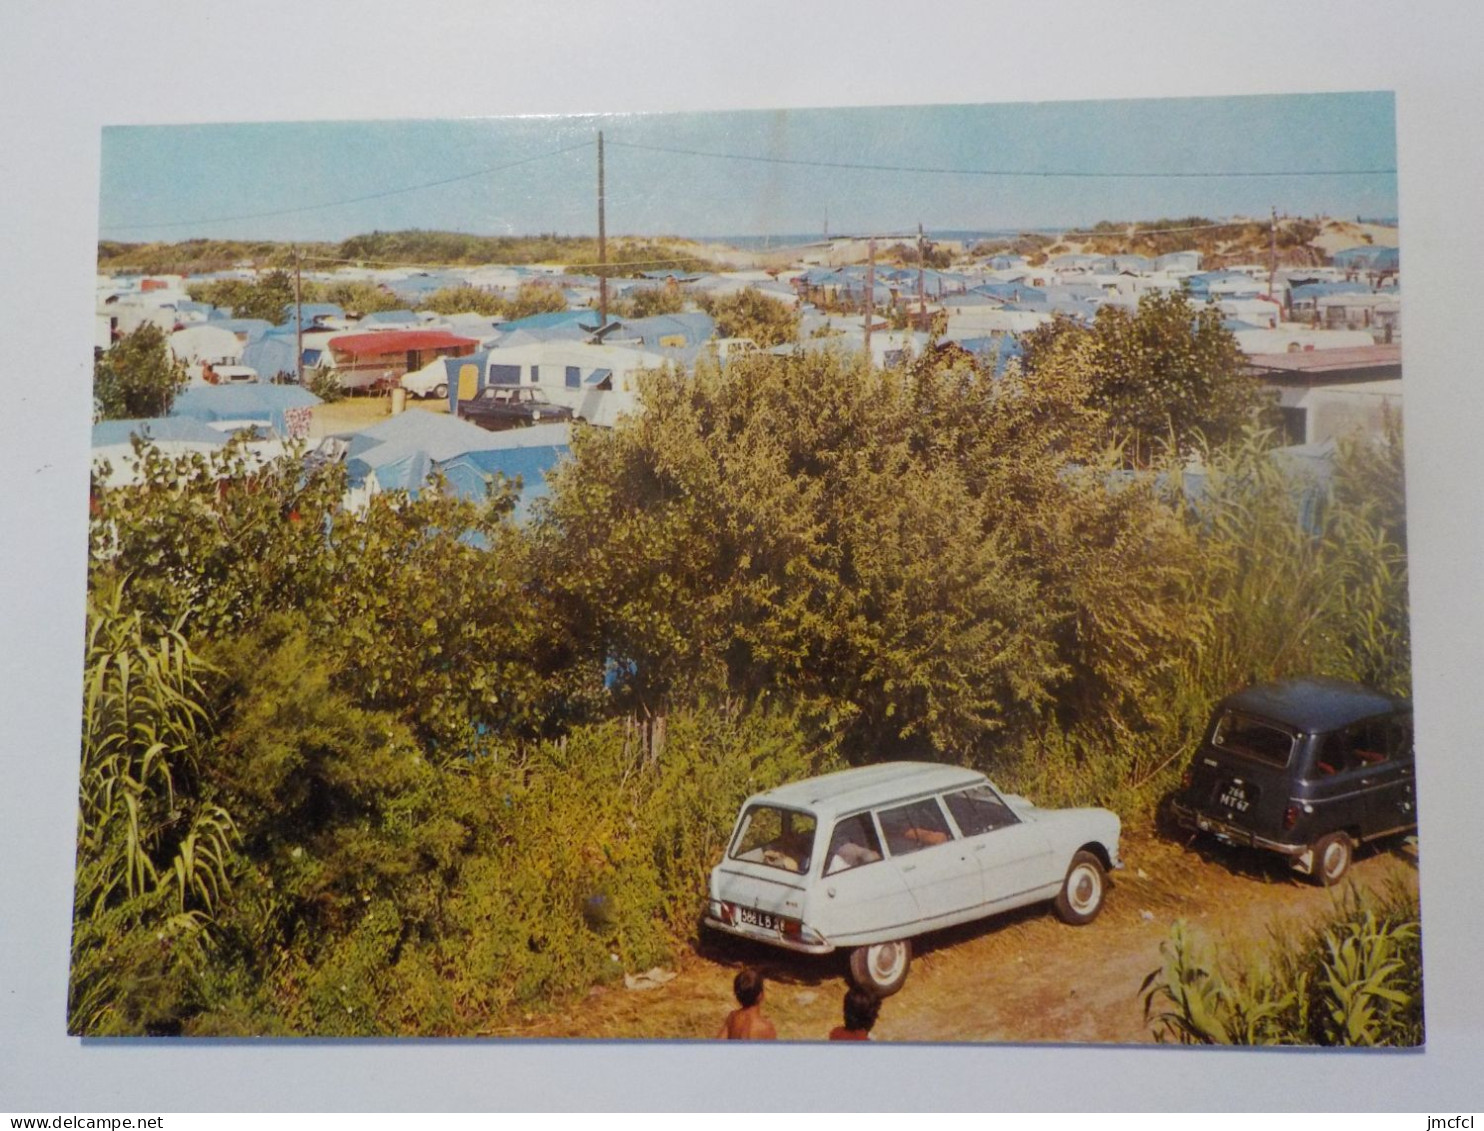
left=823, top=814, right=884, bottom=876
left=877, top=798, right=954, bottom=856
left=1211, top=711, right=1297, bottom=768
left=942, top=784, right=1019, bottom=836
left=730, top=806, right=816, bottom=874
left=1311, top=715, right=1412, bottom=777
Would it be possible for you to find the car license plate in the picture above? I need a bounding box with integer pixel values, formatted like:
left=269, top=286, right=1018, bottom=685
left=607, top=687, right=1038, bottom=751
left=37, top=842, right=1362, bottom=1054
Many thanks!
left=738, top=906, right=783, bottom=931
left=1218, top=781, right=1251, bottom=813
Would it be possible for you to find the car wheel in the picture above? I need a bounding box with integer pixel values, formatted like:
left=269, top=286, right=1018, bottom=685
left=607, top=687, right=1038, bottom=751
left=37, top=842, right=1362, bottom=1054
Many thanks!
left=848, top=939, right=912, bottom=996
left=1311, top=831, right=1353, bottom=887
left=1053, top=850, right=1107, bottom=925
left=432, top=383, right=448, bottom=400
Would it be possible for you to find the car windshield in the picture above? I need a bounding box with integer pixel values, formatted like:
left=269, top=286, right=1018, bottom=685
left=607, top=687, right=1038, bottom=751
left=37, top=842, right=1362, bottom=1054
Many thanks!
left=729, top=805, right=816, bottom=874
left=1211, top=711, right=1298, bottom=768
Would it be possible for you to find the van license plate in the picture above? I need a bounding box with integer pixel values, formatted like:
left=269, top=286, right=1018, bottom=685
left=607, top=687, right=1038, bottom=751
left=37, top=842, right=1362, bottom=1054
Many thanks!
left=1218, top=782, right=1251, bottom=812
left=738, top=907, right=782, bottom=931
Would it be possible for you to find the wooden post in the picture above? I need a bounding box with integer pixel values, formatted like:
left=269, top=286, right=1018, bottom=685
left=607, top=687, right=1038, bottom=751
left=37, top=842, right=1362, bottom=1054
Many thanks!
left=598, top=130, right=608, bottom=325
left=917, top=222, right=927, bottom=333
left=864, top=237, right=876, bottom=357
left=294, top=248, right=303, bottom=385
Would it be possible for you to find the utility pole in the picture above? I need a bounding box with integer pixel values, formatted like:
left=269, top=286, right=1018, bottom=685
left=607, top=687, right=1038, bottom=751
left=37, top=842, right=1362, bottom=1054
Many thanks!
left=294, top=247, right=303, bottom=385
left=1268, top=205, right=1277, bottom=303
left=598, top=130, right=608, bottom=325
left=864, top=237, right=876, bottom=356
left=917, top=221, right=927, bottom=333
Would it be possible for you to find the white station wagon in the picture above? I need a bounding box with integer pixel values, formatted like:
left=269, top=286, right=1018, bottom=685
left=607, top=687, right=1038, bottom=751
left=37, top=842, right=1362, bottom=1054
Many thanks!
left=704, top=762, right=1121, bottom=994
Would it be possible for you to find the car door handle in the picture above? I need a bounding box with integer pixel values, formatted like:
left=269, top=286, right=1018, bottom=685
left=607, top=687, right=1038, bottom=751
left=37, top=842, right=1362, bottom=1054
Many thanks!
left=901, top=864, right=917, bottom=873
left=973, top=843, right=987, bottom=851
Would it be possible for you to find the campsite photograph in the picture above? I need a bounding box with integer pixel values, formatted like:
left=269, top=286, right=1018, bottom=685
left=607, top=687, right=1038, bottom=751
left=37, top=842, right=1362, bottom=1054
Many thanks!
left=77, top=91, right=1418, bottom=1044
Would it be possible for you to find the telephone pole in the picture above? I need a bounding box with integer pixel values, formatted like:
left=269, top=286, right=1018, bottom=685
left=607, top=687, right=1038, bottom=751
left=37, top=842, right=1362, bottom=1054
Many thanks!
left=294, top=247, right=303, bottom=385
left=864, top=237, right=877, bottom=356
left=1268, top=205, right=1278, bottom=302
left=917, top=222, right=927, bottom=332
left=598, top=130, right=608, bottom=325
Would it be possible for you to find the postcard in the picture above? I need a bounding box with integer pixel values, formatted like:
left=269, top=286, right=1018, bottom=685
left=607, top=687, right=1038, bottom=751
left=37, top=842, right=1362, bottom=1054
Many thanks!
left=76, top=93, right=1415, bottom=1047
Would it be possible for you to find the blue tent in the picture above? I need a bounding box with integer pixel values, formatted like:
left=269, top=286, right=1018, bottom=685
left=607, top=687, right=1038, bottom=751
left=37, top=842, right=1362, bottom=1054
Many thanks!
left=93, top=416, right=229, bottom=449
left=170, top=384, right=321, bottom=438
left=338, top=411, right=570, bottom=515
left=357, top=309, right=422, bottom=326
left=241, top=329, right=303, bottom=381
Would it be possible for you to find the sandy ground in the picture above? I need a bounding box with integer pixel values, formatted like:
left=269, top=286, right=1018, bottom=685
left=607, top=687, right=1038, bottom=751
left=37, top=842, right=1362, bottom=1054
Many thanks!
left=487, top=831, right=1419, bottom=1044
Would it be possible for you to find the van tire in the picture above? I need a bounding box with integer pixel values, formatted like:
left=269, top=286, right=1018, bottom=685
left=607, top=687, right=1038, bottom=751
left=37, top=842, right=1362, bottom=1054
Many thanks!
left=432, top=383, right=448, bottom=400
left=848, top=939, right=912, bottom=996
left=1311, top=831, right=1353, bottom=887
left=1054, top=850, right=1107, bottom=925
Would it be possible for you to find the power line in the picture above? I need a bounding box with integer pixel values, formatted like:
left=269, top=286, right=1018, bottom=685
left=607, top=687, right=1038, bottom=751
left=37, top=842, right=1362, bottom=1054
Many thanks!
left=297, top=252, right=715, bottom=273
left=605, top=138, right=1395, bottom=180
left=101, top=142, right=592, bottom=234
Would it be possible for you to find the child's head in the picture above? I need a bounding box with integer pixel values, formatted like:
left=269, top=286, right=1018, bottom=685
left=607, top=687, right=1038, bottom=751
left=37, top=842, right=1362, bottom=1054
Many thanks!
left=733, top=967, right=765, bottom=1008
left=842, top=985, right=881, bottom=1032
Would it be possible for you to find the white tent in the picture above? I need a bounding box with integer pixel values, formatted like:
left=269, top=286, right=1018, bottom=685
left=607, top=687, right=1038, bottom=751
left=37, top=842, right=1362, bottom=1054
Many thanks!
left=169, top=323, right=244, bottom=365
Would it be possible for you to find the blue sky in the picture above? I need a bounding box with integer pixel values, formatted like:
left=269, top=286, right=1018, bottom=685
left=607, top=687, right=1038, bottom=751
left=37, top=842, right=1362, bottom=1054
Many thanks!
left=99, top=92, right=1397, bottom=243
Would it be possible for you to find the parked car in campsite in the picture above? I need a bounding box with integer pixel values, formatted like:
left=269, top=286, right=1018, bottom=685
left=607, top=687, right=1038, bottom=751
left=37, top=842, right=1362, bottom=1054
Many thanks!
left=703, top=762, right=1122, bottom=995
left=456, top=386, right=574, bottom=431
left=1168, top=677, right=1415, bottom=886
left=400, top=357, right=451, bottom=400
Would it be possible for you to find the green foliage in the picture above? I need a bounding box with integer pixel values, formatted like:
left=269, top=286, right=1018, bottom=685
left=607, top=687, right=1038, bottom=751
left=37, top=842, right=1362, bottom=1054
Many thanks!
left=188, top=270, right=295, bottom=323
left=503, top=281, right=568, bottom=320
left=696, top=287, right=799, bottom=348
left=92, top=324, right=188, bottom=420
left=606, top=284, right=688, bottom=319
left=535, top=346, right=1201, bottom=761
left=304, top=367, right=346, bottom=403
left=306, top=279, right=404, bottom=316
left=100, top=239, right=311, bottom=275
left=71, top=581, right=236, bottom=1034
left=1142, top=884, right=1422, bottom=1046
left=419, top=285, right=506, bottom=317
left=1316, top=414, right=1410, bottom=694
left=1022, top=291, right=1260, bottom=465
left=969, top=233, right=1054, bottom=259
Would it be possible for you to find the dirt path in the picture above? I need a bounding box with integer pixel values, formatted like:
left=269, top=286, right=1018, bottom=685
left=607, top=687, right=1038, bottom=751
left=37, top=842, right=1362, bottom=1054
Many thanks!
left=494, top=832, right=1419, bottom=1044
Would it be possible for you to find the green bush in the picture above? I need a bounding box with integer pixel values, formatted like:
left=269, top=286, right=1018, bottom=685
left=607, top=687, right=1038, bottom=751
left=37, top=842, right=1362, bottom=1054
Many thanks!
left=1141, top=883, right=1422, bottom=1046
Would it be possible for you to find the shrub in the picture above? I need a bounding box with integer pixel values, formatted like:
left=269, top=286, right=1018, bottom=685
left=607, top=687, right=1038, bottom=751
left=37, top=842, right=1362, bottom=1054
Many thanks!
left=1141, top=883, right=1422, bottom=1046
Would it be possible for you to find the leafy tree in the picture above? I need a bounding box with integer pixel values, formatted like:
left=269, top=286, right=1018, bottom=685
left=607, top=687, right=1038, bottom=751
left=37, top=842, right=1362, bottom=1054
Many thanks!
left=419, top=285, right=505, bottom=317
left=607, top=284, right=687, bottom=319
left=93, top=323, right=188, bottom=420
left=504, top=281, right=568, bottom=321
left=187, top=270, right=295, bottom=323
left=1022, top=291, right=1260, bottom=465
left=535, top=346, right=1196, bottom=759
left=309, top=279, right=403, bottom=316
left=696, top=287, right=799, bottom=347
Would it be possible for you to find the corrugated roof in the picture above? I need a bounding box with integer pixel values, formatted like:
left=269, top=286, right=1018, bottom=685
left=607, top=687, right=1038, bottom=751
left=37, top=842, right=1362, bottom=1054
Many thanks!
left=1246, top=345, right=1402, bottom=375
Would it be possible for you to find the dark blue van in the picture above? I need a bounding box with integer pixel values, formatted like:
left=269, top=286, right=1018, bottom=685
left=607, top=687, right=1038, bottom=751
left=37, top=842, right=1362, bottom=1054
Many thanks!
left=1170, top=678, right=1415, bottom=885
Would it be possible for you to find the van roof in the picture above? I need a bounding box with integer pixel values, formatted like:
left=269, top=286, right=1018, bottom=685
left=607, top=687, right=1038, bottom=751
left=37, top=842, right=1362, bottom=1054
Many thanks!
left=1222, top=677, right=1409, bottom=733
left=750, top=761, right=985, bottom=819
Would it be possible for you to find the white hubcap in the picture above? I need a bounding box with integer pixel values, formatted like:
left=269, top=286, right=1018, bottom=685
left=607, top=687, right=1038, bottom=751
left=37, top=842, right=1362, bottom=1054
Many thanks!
left=870, top=942, right=905, bottom=983
left=1068, top=865, right=1101, bottom=913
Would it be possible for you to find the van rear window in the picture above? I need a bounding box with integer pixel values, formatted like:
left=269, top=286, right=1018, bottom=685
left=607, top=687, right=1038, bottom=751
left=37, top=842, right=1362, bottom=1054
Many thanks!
left=730, top=806, right=816, bottom=874
left=1211, top=711, right=1298, bottom=767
